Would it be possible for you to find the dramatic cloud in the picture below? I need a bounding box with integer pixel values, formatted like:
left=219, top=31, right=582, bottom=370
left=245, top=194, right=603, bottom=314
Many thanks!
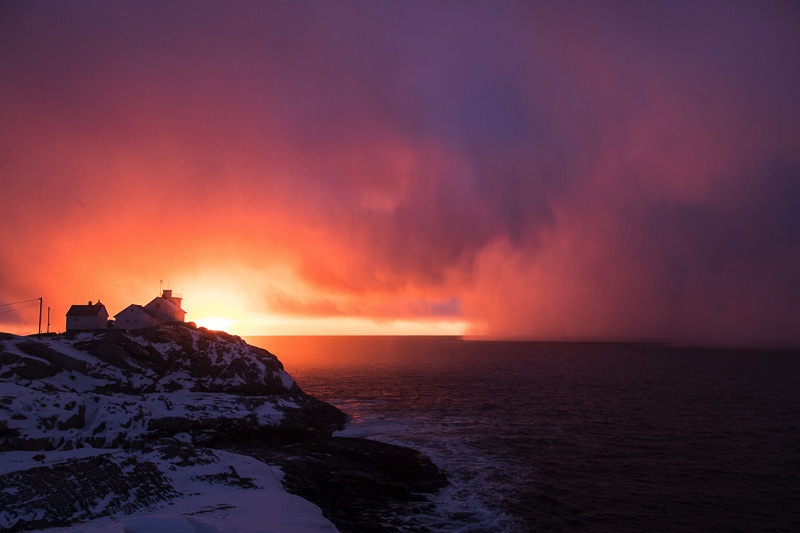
left=2, top=1, right=798, bottom=344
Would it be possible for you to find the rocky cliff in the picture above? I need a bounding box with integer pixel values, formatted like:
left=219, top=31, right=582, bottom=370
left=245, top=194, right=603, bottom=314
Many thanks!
left=0, top=325, right=446, bottom=531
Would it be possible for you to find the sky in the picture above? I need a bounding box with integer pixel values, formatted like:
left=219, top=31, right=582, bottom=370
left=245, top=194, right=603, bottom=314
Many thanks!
left=2, top=1, right=799, bottom=345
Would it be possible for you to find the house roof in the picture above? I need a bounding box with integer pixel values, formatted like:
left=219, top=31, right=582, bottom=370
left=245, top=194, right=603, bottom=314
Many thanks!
left=66, top=303, right=108, bottom=317
left=145, top=296, right=185, bottom=314
left=114, top=304, right=160, bottom=320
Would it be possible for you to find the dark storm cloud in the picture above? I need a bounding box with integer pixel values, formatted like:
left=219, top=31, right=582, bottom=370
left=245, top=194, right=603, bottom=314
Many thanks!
left=1, top=1, right=799, bottom=343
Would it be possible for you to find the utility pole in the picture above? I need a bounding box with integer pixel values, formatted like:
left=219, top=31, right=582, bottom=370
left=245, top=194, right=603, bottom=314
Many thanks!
left=38, top=297, right=42, bottom=336
left=47, top=306, right=51, bottom=334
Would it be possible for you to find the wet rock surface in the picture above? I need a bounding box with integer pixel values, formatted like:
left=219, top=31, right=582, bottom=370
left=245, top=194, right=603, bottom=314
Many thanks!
left=230, top=437, right=448, bottom=533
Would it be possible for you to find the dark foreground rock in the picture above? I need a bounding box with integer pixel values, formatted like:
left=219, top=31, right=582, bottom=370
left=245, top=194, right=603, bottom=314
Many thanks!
left=230, top=437, right=448, bottom=532
left=0, top=447, right=179, bottom=531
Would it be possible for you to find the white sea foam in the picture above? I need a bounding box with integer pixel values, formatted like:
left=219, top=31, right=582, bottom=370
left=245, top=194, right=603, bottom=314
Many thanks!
left=329, top=397, right=528, bottom=532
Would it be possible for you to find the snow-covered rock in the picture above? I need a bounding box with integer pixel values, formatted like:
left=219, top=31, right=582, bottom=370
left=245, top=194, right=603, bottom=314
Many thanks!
left=2, top=326, right=296, bottom=395
left=0, top=325, right=345, bottom=451
left=0, top=324, right=447, bottom=532
left=0, top=443, right=337, bottom=532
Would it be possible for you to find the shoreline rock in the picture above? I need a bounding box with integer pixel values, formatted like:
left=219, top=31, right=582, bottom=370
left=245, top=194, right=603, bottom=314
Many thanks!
left=230, top=437, right=448, bottom=533
left=0, top=324, right=447, bottom=531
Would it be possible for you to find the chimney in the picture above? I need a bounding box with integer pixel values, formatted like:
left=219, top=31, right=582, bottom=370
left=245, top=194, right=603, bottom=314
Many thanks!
left=162, top=289, right=172, bottom=298
left=88, top=300, right=92, bottom=305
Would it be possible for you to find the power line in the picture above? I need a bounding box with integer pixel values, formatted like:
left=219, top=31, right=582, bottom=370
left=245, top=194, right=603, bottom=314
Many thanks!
left=0, top=302, right=40, bottom=316
left=0, top=296, right=45, bottom=336
left=0, top=298, right=41, bottom=307
left=0, top=302, right=40, bottom=312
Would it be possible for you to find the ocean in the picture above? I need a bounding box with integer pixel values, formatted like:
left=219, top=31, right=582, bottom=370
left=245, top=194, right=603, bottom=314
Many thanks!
left=245, top=336, right=800, bottom=532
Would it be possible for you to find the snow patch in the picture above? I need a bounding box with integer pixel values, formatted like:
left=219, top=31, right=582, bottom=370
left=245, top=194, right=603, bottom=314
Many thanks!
left=173, top=433, right=193, bottom=444
left=35, top=448, right=338, bottom=533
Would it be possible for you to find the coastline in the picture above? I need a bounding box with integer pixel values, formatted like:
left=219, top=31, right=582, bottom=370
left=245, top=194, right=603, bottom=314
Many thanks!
left=0, top=325, right=448, bottom=531
left=229, top=437, right=447, bottom=532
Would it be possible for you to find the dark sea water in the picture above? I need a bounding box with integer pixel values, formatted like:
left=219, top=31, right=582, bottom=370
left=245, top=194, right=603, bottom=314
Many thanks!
left=246, top=336, right=800, bottom=532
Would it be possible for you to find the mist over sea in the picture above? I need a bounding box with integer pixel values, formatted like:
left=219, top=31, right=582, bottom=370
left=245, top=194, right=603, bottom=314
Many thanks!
left=246, top=336, right=800, bottom=532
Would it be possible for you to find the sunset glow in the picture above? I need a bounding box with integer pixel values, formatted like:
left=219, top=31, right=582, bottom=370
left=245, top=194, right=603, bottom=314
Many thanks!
left=194, top=317, right=235, bottom=334
left=1, top=2, right=799, bottom=345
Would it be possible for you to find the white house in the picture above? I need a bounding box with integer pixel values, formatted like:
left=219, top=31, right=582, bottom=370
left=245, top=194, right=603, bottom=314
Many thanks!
left=144, top=289, right=186, bottom=323
left=113, top=290, right=187, bottom=330
left=65, top=301, right=109, bottom=331
left=114, top=304, right=161, bottom=330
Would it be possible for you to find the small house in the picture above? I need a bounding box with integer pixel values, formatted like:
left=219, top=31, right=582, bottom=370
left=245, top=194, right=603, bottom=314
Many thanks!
left=144, top=289, right=186, bottom=323
left=114, top=304, right=160, bottom=330
left=65, top=301, right=109, bottom=331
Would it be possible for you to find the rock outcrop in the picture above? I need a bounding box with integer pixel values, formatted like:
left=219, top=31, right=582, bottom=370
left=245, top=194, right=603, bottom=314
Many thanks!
left=230, top=437, right=448, bottom=532
left=0, top=326, right=344, bottom=451
left=0, top=325, right=446, bottom=531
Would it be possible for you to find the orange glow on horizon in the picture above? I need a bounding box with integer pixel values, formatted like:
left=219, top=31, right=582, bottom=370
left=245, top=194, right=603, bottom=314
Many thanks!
left=177, top=268, right=470, bottom=337
left=192, top=305, right=470, bottom=337
left=241, top=316, right=470, bottom=337
left=193, top=317, right=235, bottom=333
